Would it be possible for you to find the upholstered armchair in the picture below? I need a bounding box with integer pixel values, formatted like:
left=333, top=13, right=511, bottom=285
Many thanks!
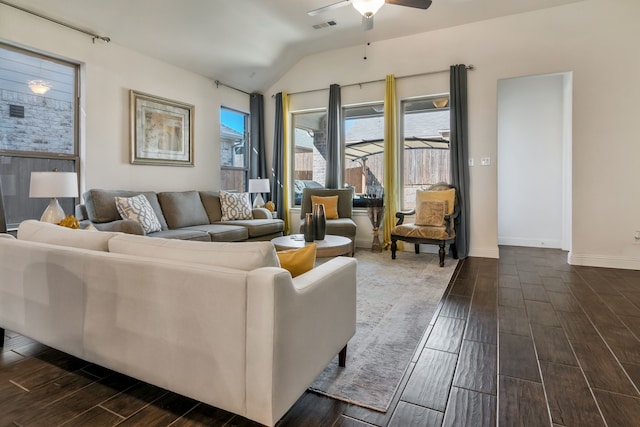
left=300, top=188, right=357, bottom=256
left=390, top=183, right=459, bottom=267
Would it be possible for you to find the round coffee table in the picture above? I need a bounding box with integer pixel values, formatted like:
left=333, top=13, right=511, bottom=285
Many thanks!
left=271, top=234, right=352, bottom=258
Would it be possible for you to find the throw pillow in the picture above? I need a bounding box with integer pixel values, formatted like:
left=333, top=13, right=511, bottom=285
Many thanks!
left=416, top=188, right=455, bottom=215
left=219, top=191, right=253, bottom=221
left=276, top=243, right=317, bottom=278
left=115, top=194, right=162, bottom=234
left=311, top=195, right=339, bottom=219
left=415, top=200, right=446, bottom=226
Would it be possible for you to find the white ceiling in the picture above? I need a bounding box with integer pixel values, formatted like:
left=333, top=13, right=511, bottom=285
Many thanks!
left=6, top=0, right=584, bottom=92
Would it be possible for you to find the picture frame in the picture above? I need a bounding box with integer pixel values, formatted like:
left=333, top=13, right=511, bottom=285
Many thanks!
left=130, top=90, right=194, bottom=166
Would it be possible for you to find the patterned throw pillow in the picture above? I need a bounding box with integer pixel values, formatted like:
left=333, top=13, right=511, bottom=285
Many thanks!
left=415, top=200, right=447, bottom=226
left=219, top=191, right=253, bottom=221
left=115, top=194, right=162, bottom=234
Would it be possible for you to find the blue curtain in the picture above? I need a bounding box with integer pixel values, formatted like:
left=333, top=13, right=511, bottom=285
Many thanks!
left=325, top=84, right=342, bottom=189
left=271, top=93, right=285, bottom=220
left=249, top=93, right=267, bottom=180
left=450, top=64, right=470, bottom=258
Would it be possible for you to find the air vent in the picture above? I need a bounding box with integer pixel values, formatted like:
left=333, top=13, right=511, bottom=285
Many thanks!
left=9, top=104, right=25, bottom=118
left=312, top=20, right=337, bottom=29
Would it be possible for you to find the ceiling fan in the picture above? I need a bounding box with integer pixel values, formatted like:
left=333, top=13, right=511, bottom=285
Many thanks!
left=308, top=0, right=432, bottom=31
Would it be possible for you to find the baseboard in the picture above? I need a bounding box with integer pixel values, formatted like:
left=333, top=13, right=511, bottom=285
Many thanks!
left=568, top=252, right=640, bottom=270
left=498, top=236, right=562, bottom=249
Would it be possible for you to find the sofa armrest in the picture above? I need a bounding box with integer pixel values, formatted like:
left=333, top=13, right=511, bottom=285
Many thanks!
left=245, top=257, right=357, bottom=426
left=93, top=220, right=144, bottom=235
left=252, top=208, right=272, bottom=219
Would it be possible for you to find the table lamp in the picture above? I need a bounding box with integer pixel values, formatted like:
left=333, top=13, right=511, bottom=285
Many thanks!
left=29, top=171, right=78, bottom=223
left=248, top=178, right=270, bottom=208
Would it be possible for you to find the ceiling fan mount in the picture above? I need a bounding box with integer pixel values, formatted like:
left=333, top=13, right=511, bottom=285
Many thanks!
left=308, top=0, right=432, bottom=31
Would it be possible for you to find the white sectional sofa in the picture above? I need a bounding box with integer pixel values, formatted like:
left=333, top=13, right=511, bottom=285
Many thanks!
left=0, top=221, right=357, bottom=426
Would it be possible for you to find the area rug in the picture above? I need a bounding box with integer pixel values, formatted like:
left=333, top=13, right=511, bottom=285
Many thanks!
left=310, top=249, right=458, bottom=413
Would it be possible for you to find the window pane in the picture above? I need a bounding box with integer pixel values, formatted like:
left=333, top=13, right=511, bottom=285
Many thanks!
left=0, top=44, right=77, bottom=155
left=292, top=110, right=327, bottom=206
left=402, top=97, right=450, bottom=210
left=344, top=103, right=384, bottom=204
left=220, top=107, right=248, bottom=191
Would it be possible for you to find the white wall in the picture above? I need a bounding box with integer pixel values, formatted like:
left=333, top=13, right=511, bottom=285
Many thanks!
left=266, top=0, right=640, bottom=269
left=0, top=5, right=250, bottom=195
left=497, top=73, right=565, bottom=249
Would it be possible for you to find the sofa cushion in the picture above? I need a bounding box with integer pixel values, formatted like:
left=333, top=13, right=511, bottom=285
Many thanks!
left=108, top=233, right=280, bottom=271
left=115, top=194, right=162, bottom=234
left=220, top=191, right=252, bottom=221
left=84, top=190, right=168, bottom=230
left=276, top=243, right=317, bottom=278
left=218, top=219, right=284, bottom=238
left=199, top=191, right=223, bottom=223
left=158, top=191, right=210, bottom=229
left=17, top=219, right=120, bottom=252
left=181, top=224, right=249, bottom=242
left=147, top=229, right=211, bottom=241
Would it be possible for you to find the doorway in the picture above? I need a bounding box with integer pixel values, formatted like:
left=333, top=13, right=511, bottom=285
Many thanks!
left=497, top=72, right=572, bottom=250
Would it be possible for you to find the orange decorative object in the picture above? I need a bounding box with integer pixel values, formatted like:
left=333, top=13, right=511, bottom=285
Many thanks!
left=265, top=201, right=275, bottom=212
left=59, top=214, right=80, bottom=229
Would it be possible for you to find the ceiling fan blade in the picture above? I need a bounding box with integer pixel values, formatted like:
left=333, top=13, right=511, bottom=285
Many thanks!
left=362, top=15, right=374, bottom=31
left=385, top=0, right=432, bottom=9
left=307, top=0, right=352, bottom=16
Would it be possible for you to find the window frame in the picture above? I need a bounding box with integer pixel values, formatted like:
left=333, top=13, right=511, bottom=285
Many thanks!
left=290, top=108, right=327, bottom=206
left=342, top=102, right=385, bottom=207
left=219, top=106, right=250, bottom=192
left=0, top=42, right=80, bottom=229
left=399, top=94, right=451, bottom=210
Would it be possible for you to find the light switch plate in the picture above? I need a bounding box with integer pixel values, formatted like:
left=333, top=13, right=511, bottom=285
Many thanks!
left=468, top=158, right=474, bottom=167
left=481, top=157, right=491, bottom=166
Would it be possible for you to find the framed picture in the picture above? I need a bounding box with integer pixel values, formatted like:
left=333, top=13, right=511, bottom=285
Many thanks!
left=130, top=90, right=194, bottom=166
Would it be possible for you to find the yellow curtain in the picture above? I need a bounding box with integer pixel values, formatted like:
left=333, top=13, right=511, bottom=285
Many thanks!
left=282, top=92, right=291, bottom=235
left=383, top=75, right=401, bottom=250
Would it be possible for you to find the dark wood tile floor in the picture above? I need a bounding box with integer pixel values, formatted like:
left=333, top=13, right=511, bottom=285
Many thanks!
left=2, top=246, right=640, bottom=426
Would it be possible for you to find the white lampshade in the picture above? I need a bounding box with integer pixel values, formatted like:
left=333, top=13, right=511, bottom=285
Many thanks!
left=352, top=0, right=385, bottom=17
left=248, top=178, right=270, bottom=208
left=248, top=178, right=270, bottom=194
left=29, top=171, right=78, bottom=223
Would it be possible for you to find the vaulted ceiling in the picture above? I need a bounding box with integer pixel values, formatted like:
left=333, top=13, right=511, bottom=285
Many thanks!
left=5, top=0, right=585, bottom=92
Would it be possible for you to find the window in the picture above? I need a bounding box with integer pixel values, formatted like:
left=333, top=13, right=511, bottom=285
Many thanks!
left=292, top=110, right=327, bottom=205
left=0, top=43, right=79, bottom=229
left=220, top=107, right=249, bottom=191
left=401, top=96, right=450, bottom=210
left=344, top=103, right=385, bottom=205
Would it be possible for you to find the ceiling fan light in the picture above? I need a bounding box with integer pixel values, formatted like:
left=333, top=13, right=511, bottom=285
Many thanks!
left=28, top=79, right=51, bottom=95
left=353, top=0, right=385, bottom=17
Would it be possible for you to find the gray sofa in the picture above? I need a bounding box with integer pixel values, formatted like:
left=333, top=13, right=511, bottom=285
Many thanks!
left=77, top=189, right=284, bottom=242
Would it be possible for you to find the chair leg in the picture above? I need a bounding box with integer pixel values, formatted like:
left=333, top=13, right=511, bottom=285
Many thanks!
left=414, top=244, right=420, bottom=254
left=339, top=344, right=347, bottom=367
left=391, top=239, right=397, bottom=259
left=451, top=242, right=459, bottom=259
left=438, top=243, right=446, bottom=267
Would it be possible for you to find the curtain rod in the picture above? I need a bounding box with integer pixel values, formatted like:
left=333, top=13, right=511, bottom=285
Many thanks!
left=214, top=80, right=252, bottom=96
left=0, top=0, right=111, bottom=43
left=283, top=64, right=474, bottom=97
